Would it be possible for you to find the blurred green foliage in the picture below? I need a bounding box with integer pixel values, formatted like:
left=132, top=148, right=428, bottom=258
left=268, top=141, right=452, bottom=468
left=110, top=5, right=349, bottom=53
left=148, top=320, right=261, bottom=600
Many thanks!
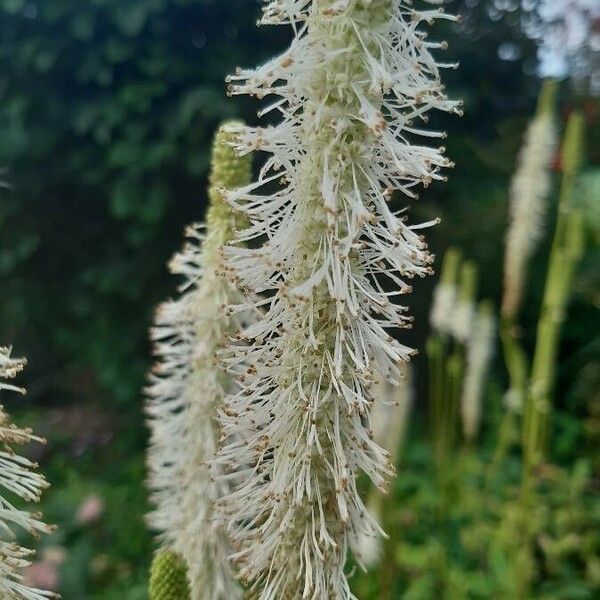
left=0, top=0, right=598, bottom=598
left=0, top=0, right=288, bottom=406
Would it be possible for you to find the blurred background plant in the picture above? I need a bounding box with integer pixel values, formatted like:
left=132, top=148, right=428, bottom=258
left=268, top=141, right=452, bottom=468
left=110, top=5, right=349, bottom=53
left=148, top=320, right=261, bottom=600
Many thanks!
left=0, top=0, right=598, bottom=598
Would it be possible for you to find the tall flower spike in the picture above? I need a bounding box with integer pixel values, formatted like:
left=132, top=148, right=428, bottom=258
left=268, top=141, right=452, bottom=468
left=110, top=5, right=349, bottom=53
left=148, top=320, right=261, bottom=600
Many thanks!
left=216, top=1, right=460, bottom=597
left=430, top=247, right=461, bottom=335
left=460, top=301, right=495, bottom=443
left=502, top=80, right=558, bottom=320
left=0, top=347, right=56, bottom=600
left=146, top=123, right=252, bottom=600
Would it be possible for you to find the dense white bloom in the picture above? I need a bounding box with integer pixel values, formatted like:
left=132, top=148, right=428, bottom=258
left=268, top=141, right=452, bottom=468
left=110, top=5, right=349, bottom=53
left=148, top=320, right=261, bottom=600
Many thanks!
left=0, top=347, right=55, bottom=600
left=216, top=1, right=460, bottom=597
left=502, top=101, right=557, bottom=319
left=357, top=364, right=413, bottom=567
left=146, top=124, right=251, bottom=599
left=460, top=303, right=495, bottom=443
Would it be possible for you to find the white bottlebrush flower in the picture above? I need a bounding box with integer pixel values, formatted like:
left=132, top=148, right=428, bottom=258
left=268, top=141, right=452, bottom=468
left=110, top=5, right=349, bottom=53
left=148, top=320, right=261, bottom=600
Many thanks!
left=0, top=347, right=56, bottom=600
left=430, top=283, right=455, bottom=333
left=460, top=302, right=496, bottom=443
left=146, top=124, right=252, bottom=600
left=430, top=247, right=461, bottom=335
left=502, top=91, right=557, bottom=319
left=357, top=363, right=413, bottom=568
left=216, top=1, right=460, bottom=597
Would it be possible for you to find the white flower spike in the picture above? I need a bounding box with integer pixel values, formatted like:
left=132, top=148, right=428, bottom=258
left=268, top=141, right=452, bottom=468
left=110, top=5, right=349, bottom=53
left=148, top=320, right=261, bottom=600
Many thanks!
left=146, top=123, right=252, bottom=600
left=430, top=247, right=461, bottom=336
left=0, top=347, right=56, bottom=600
left=502, top=81, right=558, bottom=320
left=216, top=1, right=460, bottom=597
left=461, top=302, right=495, bottom=443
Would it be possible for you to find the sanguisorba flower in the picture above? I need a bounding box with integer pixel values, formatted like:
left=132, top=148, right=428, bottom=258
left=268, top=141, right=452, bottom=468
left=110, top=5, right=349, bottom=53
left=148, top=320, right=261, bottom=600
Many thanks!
left=0, top=347, right=55, bottom=600
left=216, top=1, right=460, bottom=597
left=460, top=301, right=495, bottom=443
left=146, top=123, right=251, bottom=600
left=502, top=81, right=557, bottom=320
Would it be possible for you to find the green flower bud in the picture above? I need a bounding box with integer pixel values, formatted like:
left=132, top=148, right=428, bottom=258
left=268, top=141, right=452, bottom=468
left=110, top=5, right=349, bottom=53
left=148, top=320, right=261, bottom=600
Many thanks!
left=149, top=550, right=191, bottom=600
left=207, top=121, right=252, bottom=232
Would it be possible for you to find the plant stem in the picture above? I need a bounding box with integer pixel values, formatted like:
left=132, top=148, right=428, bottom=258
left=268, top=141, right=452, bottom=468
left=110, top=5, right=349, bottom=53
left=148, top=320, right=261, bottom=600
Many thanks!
left=524, top=112, right=586, bottom=470
left=427, top=335, right=446, bottom=471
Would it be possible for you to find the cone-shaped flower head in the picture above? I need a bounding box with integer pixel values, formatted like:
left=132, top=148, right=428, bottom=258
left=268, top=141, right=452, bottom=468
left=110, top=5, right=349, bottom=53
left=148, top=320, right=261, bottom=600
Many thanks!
left=149, top=550, right=191, bottom=600
left=146, top=123, right=252, bottom=600
left=430, top=247, right=461, bottom=335
left=460, top=301, right=495, bottom=443
left=502, top=80, right=558, bottom=320
left=0, top=347, right=56, bottom=600
left=215, top=1, right=460, bottom=597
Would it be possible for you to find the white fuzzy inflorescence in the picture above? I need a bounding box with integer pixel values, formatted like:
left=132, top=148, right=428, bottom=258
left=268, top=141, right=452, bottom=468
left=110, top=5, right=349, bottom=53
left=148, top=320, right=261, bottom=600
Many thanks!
left=460, top=303, right=495, bottom=443
left=502, top=107, right=557, bottom=319
left=430, top=282, right=456, bottom=334
left=146, top=124, right=251, bottom=600
left=0, top=347, right=56, bottom=600
left=216, top=1, right=460, bottom=597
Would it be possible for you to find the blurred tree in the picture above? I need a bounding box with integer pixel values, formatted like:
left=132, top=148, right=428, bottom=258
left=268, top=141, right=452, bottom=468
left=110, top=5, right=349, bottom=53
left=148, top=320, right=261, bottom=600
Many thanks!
left=0, top=0, right=287, bottom=409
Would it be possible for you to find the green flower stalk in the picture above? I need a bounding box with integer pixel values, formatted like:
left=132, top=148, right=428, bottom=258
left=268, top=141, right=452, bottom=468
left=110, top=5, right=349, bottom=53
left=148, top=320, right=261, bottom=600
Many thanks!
left=452, top=260, right=478, bottom=343
left=524, top=111, right=586, bottom=467
left=216, top=1, right=460, bottom=597
left=149, top=550, right=191, bottom=600
left=146, top=123, right=251, bottom=599
left=0, top=347, right=56, bottom=600
left=500, top=80, right=558, bottom=418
